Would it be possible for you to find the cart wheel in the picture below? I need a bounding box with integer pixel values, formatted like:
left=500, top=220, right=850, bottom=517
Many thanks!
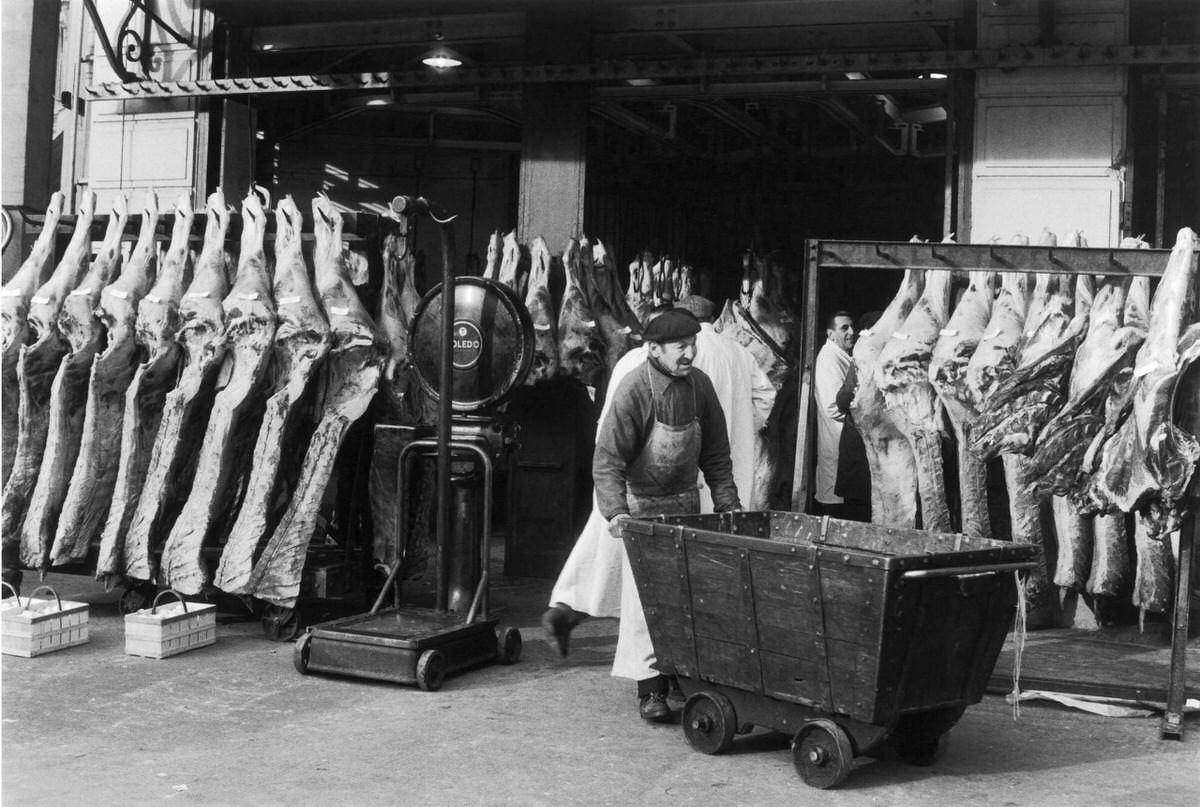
left=792, top=720, right=855, bottom=789
left=682, top=692, right=737, bottom=754
left=262, top=605, right=302, bottom=642
left=894, top=734, right=940, bottom=767
left=416, top=649, right=446, bottom=691
left=497, top=627, right=522, bottom=665
left=293, top=632, right=313, bottom=675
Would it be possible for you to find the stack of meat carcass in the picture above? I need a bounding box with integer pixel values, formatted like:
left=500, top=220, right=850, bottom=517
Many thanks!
left=0, top=189, right=384, bottom=610
left=854, top=228, right=1199, bottom=622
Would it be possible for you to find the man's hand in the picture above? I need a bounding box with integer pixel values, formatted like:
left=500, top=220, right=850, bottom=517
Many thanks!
left=609, top=513, right=631, bottom=537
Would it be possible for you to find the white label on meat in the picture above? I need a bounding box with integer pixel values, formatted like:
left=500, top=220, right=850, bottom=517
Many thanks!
left=618, top=326, right=632, bottom=334
left=238, top=291, right=261, bottom=301
left=144, top=293, right=161, bottom=303
left=31, top=295, right=50, bottom=305
left=1133, top=361, right=1159, bottom=378
left=582, top=319, right=596, bottom=327
left=278, top=295, right=302, bottom=305
left=939, top=328, right=958, bottom=337
left=70, top=287, right=92, bottom=296
left=184, top=291, right=210, bottom=299
left=0, top=289, right=23, bottom=297
left=892, top=332, right=910, bottom=340
left=858, top=328, right=873, bottom=337
left=534, top=323, right=552, bottom=331
left=329, top=305, right=350, bottom=316
left=109, top=289, right=129, bottom=299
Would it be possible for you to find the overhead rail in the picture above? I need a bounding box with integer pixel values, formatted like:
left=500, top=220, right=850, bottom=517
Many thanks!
left=83, top=44, right=1200, bottom=101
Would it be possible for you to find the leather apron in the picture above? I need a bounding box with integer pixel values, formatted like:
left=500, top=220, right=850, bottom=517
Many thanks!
left=625, top=364, right=702, bottom=518
left=613, top=364, right=702, bottom=681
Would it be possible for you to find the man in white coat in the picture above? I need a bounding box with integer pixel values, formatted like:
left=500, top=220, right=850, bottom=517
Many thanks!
left=542, top=297, right=774, bottom=716
left=813, top=310, right=856, bottom=516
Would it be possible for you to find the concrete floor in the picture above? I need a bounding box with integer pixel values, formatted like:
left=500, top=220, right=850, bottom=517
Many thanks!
left=3, top=567, right=1198, bottom=807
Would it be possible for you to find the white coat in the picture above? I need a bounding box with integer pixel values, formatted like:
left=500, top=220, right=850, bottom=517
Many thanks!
left=814, top=339, right=852, bottom=504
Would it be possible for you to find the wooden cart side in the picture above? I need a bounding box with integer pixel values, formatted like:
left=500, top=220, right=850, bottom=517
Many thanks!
left=622, top=523, right=698, bottom=678
left=875, top=568, right=1021, bottom=723
left=685, top=532, right=763, bottom=695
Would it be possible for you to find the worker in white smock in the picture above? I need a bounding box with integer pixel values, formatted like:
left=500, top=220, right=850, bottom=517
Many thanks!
left=813, top=310, right=856, bottom=517
left=542, top=297, right=772, bottom=660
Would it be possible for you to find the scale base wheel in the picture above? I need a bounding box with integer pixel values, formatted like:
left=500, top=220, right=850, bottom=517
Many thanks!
left=682, top=691, right=738, bottom=754
left=262, top=605, right=302, bottom=642
left=416, top=649, right=447, bottom=691
left=497, top=627, right=522, bottom=664
left=293, top=632, right=313, bottom=674
left=792, top=720, right=855, bottom=789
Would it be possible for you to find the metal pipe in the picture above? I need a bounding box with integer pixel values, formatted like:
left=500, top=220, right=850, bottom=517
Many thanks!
left=900, top=561, right=1037, bottom=579
left=435, top=211, right=456, bottom=612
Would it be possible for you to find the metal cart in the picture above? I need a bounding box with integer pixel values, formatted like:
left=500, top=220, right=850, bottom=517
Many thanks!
left=621, top=510, right=1037, bottom=789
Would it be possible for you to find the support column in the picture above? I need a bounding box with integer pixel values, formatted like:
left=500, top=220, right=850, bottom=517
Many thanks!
left=1, top=0, right=58, bottom=209
left=516, top=6, right=591, bottom=247
left=517, top=87, right=588, bottom=247
left=2, top=0, right=59, bottom=283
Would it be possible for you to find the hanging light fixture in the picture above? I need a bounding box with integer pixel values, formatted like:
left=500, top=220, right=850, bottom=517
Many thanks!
left=421, top=46, right=465, bottom=70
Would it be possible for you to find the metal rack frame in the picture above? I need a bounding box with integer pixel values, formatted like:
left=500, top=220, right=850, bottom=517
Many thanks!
left=792, top=237, right=1198, bottom=739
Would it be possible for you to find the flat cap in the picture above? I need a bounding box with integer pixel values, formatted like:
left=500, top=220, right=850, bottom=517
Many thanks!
left=642, top=308, right=701, bottom=343
left=676, top=294, right=715, bottom=320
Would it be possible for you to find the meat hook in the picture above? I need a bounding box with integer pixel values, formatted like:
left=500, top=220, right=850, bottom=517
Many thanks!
left=252, top=184, right=272, bottom=211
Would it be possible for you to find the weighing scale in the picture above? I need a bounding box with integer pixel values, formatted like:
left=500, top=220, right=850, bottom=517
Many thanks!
left=293, top=196, right=534, bottom=690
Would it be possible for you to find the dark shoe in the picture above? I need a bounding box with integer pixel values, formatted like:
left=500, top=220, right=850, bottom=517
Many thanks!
left=541, top=604, right=579, bottom=658
left=639, top=692, right=672, bottom=722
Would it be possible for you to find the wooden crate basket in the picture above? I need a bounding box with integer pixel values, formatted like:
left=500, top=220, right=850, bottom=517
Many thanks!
left=1, top=584, right=90, bottom=657
left=124, top=590, right=216, bottom=659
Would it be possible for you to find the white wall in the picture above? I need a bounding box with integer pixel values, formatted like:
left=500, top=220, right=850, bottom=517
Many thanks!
left=968, top=0, right=1129, bottom=247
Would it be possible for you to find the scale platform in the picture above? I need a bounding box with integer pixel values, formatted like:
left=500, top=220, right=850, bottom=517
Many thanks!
left=293, top=607, right=521, bottom=690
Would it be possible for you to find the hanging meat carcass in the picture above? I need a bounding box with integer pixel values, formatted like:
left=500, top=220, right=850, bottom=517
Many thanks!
left=482, top=230, right=502, bottom=281
left=557, top=238, right=605, bottom=385
left=1094, top=227, right=1200, bottom=538
left=585, top=238, right=638, bottom=371
left=50, top=195, right=132, bottom=565
left=5, top=192, right=96, bottom=558
left=215, top=196, right=330, bottom=595
left=1026, top=275, right=1149, bottom=594
left=496, top=230, right=523, bottom=295
left=875, top=263, right=954, bottom=532
left=929, top=269, right=995, bottom=539
left=2, top=193, right=65, bottom=487
left=243, top=193, right=383, bottom=608
left=156, top=190, right=276, bottom=594
left=93, top=191, right=227, bottom=581
left=524, top=236, right=559, bottom=383
left=714, top=252, right=795, bottom=389
left=27, top=195, right=125, bottom=569
left=850, top=269, right=924, bottom=528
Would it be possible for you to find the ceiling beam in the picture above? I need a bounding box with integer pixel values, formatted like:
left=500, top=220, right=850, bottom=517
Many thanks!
left=249, top=11, right=525, bottom=53
left=84, top=44, right=1200, bottom=101
left=592, top=102, right=704, bottom=157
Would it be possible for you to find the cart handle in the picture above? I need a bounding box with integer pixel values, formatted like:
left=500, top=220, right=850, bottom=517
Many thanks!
left=150, top=590, right=188, bottom=614
left=25, top=585, right=63, bottom=612
left=900, top=561, right=1037, bottom=579
left=1, top=581, right=21, bottom=607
